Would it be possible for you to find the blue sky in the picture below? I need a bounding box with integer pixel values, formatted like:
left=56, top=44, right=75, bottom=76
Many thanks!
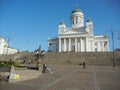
left=0, top=0, right=120, bottom=51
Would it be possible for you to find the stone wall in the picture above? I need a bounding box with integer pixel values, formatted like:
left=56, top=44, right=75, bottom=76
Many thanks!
left=0, top=55, right=14, bottom=61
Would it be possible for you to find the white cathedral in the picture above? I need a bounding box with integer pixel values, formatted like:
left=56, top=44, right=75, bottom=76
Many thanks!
left=48, top=6, right=109, bottom=52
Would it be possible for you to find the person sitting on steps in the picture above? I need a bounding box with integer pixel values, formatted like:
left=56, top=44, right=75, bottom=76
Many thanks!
left=42, top=64, right=47, bottom=73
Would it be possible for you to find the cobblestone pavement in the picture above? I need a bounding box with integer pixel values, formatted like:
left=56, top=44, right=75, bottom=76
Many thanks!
left=0, top=65, right=120, bottom=90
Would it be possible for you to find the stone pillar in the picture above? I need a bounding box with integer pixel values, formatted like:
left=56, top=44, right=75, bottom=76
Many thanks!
left=81, top=38, right=85, bottom=52
left=92, top=41, right=95, bottom=52
left=102, top=41, right=104, bottom=52
left=85, top=38, right=87, bottom=52
left=37, top=54, right=42, bottom=71
left=100, top=42, right=102, bottom=51
left=59, top=38, right=61, bottom=52
left=83, top=39, right=85, bottom=52
left=80, top=38, right=83, bottom=52
left=78, top=39, right=80, bottom=52
left=107, top=41, right=109, bottom=51
left=98, top=42, right=101, bottom=52
left=69, top=38, right=71, bottom=52
left=75, top=38, right=77, bottom=52
left=90, top=41, right=92, bottom=52
left=64, top=38, right=66, bottom=52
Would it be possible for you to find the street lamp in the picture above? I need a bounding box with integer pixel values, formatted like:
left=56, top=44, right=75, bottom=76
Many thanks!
left=106, top=29, right=120, bottom=68
left=41, top=50, right=46, bottom=64
left=111, top=31, right=115, bottom=67
left=35, top=46, right=45, bottom=71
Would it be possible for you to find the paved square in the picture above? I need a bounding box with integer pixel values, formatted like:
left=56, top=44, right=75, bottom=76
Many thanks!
left=0, top=65, right=120, bottom=90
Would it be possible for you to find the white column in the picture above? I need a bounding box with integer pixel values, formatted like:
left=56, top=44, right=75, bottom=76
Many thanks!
left=90, top=41, right=92, bottom=52
left=79, top=38, right=81, bottom=52
left=107, top=41, right=109, bottom=51
left=75, top=38, right=77, bottom=52
left=81, top=38, right=85, bottom=52
left=59, top=38, right=61, bottom=52
left=64, top=38, right=66, bottom=52
left=100, top=42, right=102, bottom=51
left=85, top=38, right=87, bottom=52
left=102, top=41, right=104, bottom=52
left=83, top=39, right=85, bottom=52
left=69, top=38, right=71, bottom=52
left=92, top=41, right=95, bottom=52
left=78, top=39, right=80, bottom=52
left=80, top=38, right=83, bottom=52
left=98, top=42, right=101, bottom=52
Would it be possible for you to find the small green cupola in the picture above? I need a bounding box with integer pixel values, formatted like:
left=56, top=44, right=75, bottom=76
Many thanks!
left=59, top=21, right=65, bottom=25
left=86, top=18, right=92, bottom=22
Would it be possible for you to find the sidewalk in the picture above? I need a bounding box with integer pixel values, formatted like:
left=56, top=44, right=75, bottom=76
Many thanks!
left=0, top=65, right=120, bottom=90
left=9, top=69, right=42, bottom=83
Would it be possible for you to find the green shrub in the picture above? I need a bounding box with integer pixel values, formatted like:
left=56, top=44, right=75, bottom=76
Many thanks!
left=12, top=61, right=21, bottom=66
left=0, top=60, right=21, bottom=67
left=0, top=62, right=6, bottom=66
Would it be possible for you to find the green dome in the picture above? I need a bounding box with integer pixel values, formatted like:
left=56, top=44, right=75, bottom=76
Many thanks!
left=59, top=21, right=65, bottom=25
left=71, top=7, right=82, bottom=14
left=87, top=18, right=92, bottom=22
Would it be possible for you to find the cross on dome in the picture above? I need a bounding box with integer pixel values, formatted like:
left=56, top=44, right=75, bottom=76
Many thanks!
left=71, top=4, right=83, bottom=14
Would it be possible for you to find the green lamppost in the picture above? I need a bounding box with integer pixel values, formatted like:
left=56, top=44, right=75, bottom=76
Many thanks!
left=36, top=46, right=45, bottom=71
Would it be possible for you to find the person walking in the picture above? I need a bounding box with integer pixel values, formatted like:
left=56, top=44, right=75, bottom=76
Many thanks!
left=42, top=64, right=47, bottom=73
left=83, top=62, right=86, bottom=68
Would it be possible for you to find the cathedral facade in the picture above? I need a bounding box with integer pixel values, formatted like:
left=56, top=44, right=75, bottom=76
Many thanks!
left=48, top=6, right=109, bottom=52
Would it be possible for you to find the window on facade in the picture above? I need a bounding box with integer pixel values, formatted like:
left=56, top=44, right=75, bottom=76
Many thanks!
left=76, top=17, right=78, bottom=20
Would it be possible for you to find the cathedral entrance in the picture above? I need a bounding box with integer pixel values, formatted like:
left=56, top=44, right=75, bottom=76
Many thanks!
left=72, top=46, right=75, bottom=52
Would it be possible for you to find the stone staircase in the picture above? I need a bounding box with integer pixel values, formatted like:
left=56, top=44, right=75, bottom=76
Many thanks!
left=44, top=52, right=120, bottom=66
left=1, top=52, right=119, bottom=66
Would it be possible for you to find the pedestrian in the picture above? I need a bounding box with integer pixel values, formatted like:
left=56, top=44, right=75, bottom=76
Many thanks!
left=42, top=64, right=47, bottom=73
left=42, top=64, right=53, bottom=74
left=46, top=67, right=53, bottom=74
left=83, top=62, right=86, bottom=68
